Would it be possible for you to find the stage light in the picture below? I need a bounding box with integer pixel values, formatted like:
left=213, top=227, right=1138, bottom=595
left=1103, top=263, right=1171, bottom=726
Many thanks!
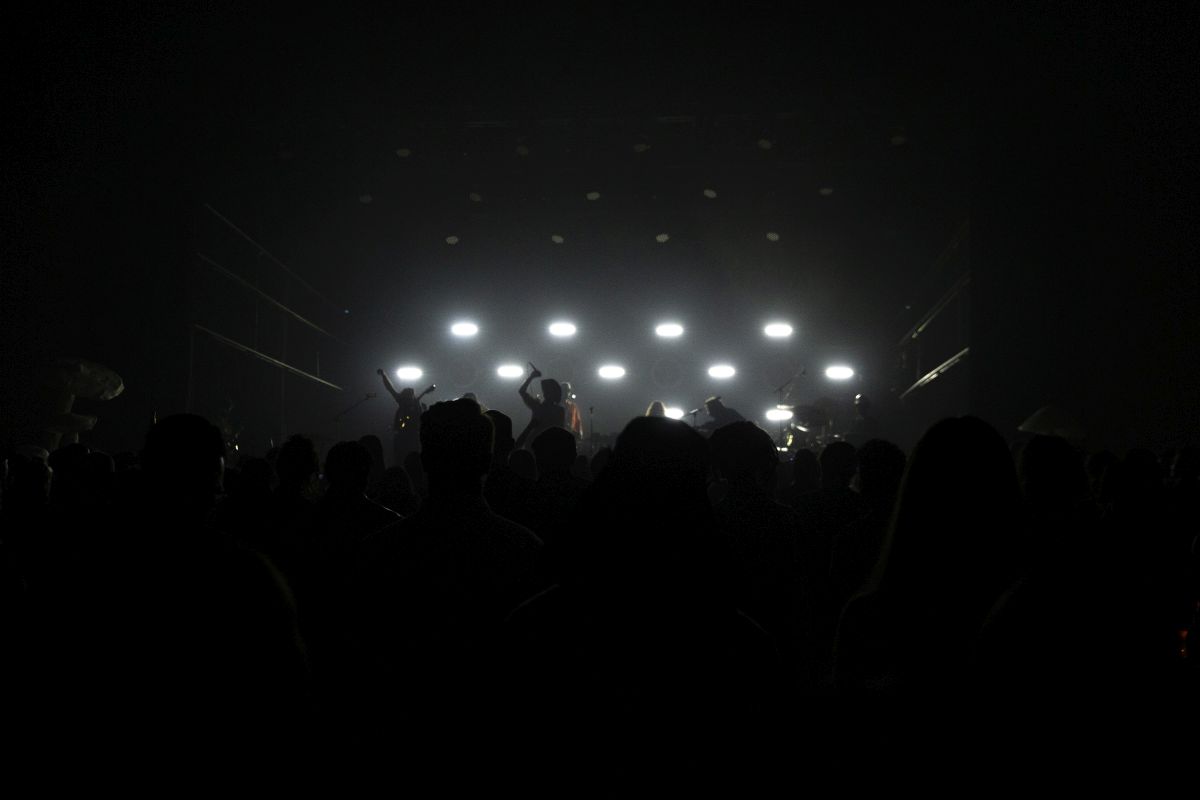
left=548, top=321, right=577, bottom=337
left=825, top=365, right=855, bottom=380
left=469, top=192, right=483, bottom=203
left=496, top=364, right=524, bottom=379
left=708, top=364, right=736, bottom=379
left=586, top=191, right=601, bottom=201
left=655, top=233, right=670, bottom=243
left=551, top=234, right=564, bottom=244
left=445, top=235, right=459, bottom=245
left=655, top=322, right=684, bottom=338
left=766, top=231, right=780, bottom=242
left=764, top=323, right=793, bottom=338
left=766, top=408, right=794, bottom=422
left=664, top=407, right=684, bottom=420
left=450, top=321, right=478, bottom=337
left=598, top=365, right=626, bottom=380
left=703, top=188, right=717, bottom=199
left=395, top=366, right=423, bottom=382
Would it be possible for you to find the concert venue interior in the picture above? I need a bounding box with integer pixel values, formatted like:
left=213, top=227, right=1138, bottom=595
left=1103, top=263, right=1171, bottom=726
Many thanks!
left=2, top=3, right=1197, bottom=787
left=5, top=6, right=1194, bottom=454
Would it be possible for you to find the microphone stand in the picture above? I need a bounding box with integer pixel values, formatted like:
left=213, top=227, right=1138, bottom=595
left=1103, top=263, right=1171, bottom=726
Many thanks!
left=774, top=371, right=802, bottom=449
left=335, top=393, right=375, bottom=422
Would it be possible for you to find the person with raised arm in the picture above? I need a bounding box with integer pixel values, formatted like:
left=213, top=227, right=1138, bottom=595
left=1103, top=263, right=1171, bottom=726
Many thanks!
left=515, top=363, right=566, bottom=451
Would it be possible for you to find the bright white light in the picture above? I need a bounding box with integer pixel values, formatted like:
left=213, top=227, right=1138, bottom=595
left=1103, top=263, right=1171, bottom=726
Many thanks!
left=496, top=364, right=524, bottom=379
left=445, top=235, right=459, bottom=245
left=598, top=365, right=626, bottom=380
left=655, top=233, right=670, bottom=243
left=825, top=365, right=855, bottom=380
left=703, top=188, right=718, bottom=199
left=766, top=231, right=780, bottom=242
left=395, top=366, right=423, bottom=381
left=655, top=322, right=684, bottom=338
left=550, top=234, right=564, bottom=244
left=764, top=323, right=793, bottom=338
left=664, top=407, right=685, bottom=420
left=586, top=191, right=601, bottom=201
left=548, top=321, right=577, bottom=337
left=708, top=364, right=736, bottom=379
left=766, top=408, right=794, bottom=422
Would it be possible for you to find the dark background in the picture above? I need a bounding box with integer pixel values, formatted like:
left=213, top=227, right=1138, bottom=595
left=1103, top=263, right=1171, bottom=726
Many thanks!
left=2, top=3, right=1195, bottom=455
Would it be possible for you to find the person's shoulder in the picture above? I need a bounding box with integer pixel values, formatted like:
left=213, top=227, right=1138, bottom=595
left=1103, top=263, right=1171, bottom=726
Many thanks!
left=484, top=510, right=543, bottom=549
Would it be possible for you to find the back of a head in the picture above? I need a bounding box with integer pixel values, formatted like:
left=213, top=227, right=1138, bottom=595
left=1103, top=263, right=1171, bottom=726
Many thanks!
left=508, top=448, right=537, bottom=482
left=358, top=434, right=386, bottom=472
left=324, top=441, right=372, bottom=494
left=879, top=416, right=1022, bottom=601
left=541, top=378, right=563, bottom=405
left=590, top=446, right=613, bottom=479
left=819, top=441, right=858, bottom=490
left=607, top=416, right=710, bottom=506
left=1019, top=435, right=1088, bottom=511
left=419, top=398, right=493, bottom=487
left=141, top=414, right=225, bottom=506
left=276, top=434, right=318, bottom=488
left=532, top=426, right=577, bottom=476
left=485, top=409, right=515, bottom=457
left=856, top=439, right=906, bottom=501
left=709, top=420, right=777, bottom=488
left=791, top=449, right=821, bottom=494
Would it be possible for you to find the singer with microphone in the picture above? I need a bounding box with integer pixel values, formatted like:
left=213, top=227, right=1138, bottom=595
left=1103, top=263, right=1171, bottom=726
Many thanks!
left=377, top=368, right=436, bottom=466
left=515, top=362, right=567, bottom=450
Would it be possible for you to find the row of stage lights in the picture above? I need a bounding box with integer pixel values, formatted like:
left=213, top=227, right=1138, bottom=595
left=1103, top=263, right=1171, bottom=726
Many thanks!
left=399, top=319, right=855, bottom=393
left=449, top=320, right=797, bottom=340
left=393, top=364, right=856, bottom=382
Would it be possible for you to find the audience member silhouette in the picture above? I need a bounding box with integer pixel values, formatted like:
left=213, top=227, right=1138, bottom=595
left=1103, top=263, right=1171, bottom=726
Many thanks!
left=17, top=414, right=309, bottom=767
left=834, top=417, right=1024, bottom=710
left=709, top=422, right=804, bottom=658
left=483, top=409, right=534, bottom=523
left=526, top=426, right=588, bottom=548
left=354, top=398, right=542, bottom=759
left=829, top=439, right=906, bottom=619
left=502, top=416, right=782, bottom=790
left=789, top=448, right=821, bottom=507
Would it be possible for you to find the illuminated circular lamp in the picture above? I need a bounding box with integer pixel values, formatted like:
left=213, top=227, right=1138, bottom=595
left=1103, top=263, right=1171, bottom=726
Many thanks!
left=655, top=323, right=684, bottom=338
left=708, top=364, right=736, bottom=379
left=496, top=364, right=524, bottom=379
left=764, top=323, right=793, bottom=338
left=395, top=366, right=423, bottom=381
left=825, top=365, right=855, bottom=380
left=598, top=365, right=626, bottom=380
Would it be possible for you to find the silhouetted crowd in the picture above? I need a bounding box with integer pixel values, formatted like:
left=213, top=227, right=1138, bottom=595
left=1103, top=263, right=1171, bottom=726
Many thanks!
left=3, top=403, right=1197, bottom=790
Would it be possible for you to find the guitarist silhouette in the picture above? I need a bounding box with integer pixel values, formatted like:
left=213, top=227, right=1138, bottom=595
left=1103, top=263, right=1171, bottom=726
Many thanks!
left=378, top=369, right=435, bottom=466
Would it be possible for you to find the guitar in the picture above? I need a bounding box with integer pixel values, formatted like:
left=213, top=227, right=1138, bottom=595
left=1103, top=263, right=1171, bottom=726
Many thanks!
left=396, top=384, right=436, bottom=430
